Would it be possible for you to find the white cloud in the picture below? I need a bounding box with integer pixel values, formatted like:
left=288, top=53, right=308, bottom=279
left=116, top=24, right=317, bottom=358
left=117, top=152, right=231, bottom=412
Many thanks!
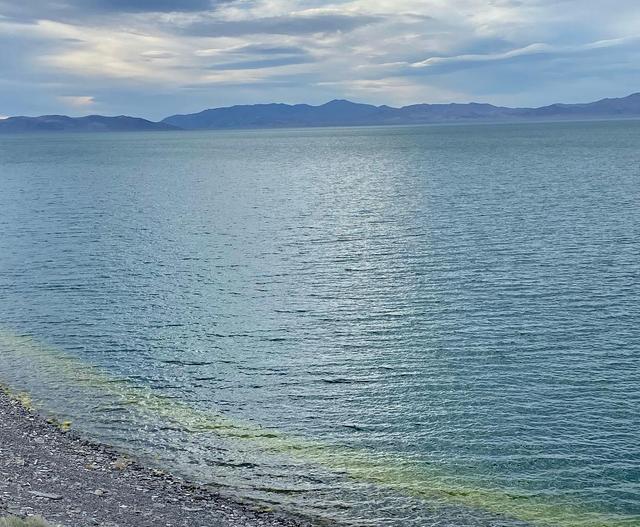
left=58, top=95, right=96, bottom=108
left=411, top=43, right=554, bottom=68
left=411, top=36, right=640, bottom=69
left=33, top=20, right=190, bottom=82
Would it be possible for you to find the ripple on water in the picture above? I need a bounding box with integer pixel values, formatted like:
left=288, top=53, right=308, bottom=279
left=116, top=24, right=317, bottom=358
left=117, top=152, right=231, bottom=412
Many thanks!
left=0, top=122, right=639, bottom=526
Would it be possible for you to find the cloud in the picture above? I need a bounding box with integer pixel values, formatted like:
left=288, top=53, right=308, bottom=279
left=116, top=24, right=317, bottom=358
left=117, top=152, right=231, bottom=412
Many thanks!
left=202, top=41, right=314, bottom=70
left=412, top=43, right=554, bottom=68
left=88, top=0, right=215, bottom=12
left=226, top=44, right=312, bottom=56
left=140, top=50, right=179, bottom=60
left=210, top=55, right=314, bottom=70
left=2, top=0, right=640, bottom=118
left=411, top=37, right=639, bottom=69
left=195, top=43, right=310, bottom=58
left=58, top=95, right=96, bottom=108
left=176, top=12, right=381, bottom=37
left=0, top=0, right=222, bottom=22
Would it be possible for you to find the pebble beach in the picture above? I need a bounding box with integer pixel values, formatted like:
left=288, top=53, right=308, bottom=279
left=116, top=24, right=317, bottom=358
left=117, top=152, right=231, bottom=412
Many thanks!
left=0, top=389, right=318, bottom=527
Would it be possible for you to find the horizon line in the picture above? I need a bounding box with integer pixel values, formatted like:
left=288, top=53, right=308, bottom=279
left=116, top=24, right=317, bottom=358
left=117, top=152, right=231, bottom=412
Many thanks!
left=2, top=91, right=639, bottom=122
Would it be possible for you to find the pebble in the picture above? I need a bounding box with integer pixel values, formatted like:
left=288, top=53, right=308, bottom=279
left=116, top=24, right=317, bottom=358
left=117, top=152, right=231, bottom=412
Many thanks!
left=28, top=491, right=63, bottom=500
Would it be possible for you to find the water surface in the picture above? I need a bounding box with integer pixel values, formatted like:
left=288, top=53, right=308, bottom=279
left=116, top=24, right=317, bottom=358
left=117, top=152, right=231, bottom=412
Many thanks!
left=0, top=122, right=638, bottom=526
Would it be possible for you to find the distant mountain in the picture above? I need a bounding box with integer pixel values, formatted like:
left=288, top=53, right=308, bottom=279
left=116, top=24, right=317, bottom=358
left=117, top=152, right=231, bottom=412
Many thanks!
left=163, top=93, right=640, bottom=130
left=3, top=93, right=640, bottom=133
left=0, top=115, right=178, bottom=133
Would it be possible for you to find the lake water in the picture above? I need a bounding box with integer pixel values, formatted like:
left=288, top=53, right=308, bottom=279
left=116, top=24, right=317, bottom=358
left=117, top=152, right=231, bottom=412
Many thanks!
left=0, top=121, right=638, bottom=527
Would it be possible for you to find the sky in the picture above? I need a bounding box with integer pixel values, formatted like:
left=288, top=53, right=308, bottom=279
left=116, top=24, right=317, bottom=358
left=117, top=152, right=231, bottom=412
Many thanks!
left=1, top=0, right=640, bottom=120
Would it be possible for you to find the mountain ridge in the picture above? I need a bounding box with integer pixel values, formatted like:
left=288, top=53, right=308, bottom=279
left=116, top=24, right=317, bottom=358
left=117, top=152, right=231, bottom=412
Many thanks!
left=2, top=93, right=640, bottom=133
left=0, top=114, right=178, bottom=133
left=163, top=92, right=640, bottom=129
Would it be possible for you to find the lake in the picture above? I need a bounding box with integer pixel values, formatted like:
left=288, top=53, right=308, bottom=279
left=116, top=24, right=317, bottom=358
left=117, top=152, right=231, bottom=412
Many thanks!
left=0, top=121, right=638, bottom=526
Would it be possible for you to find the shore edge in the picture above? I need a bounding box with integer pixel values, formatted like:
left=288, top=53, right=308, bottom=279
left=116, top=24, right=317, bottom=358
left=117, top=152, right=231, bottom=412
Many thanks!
left=0, top=386, right=320, bottom=527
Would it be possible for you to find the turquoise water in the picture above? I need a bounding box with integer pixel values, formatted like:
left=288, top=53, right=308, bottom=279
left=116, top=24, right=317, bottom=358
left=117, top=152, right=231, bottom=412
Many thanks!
left=0, top=122, right=638, bottom=526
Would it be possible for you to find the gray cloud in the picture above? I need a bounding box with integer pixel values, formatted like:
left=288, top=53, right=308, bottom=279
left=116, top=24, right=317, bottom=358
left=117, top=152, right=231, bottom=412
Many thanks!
left=227, top=44, right=311, bottom=56
left=178, top=13, right=381, bottom=37
left=88, top=0, right=215, bottom=12
left=210, top=55, right=314, bottom=70
left=0, top=0, right=223, bottom=23
left=208, top=42, right=315, bottom=70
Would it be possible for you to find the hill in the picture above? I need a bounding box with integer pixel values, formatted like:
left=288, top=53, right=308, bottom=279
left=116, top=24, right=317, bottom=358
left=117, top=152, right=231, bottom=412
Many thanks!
left=0, top=115, right=178, bottom=133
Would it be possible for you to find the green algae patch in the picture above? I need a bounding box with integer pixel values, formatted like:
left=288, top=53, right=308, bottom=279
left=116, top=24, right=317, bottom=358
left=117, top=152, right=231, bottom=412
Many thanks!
left=0, top=383, right=35, bottom=412
left=45, top=417, right=72, bottom=432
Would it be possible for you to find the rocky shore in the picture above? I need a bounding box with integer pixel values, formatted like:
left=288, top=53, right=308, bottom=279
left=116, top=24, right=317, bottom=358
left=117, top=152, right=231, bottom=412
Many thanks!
left=0, top=389, right=317, bottom=527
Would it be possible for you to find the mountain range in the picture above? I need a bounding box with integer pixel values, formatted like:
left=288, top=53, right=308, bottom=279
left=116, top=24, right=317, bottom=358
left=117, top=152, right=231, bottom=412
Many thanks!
left=0, top=115, right=177, bottom=133
left=2, top=93, right=640, bottom=133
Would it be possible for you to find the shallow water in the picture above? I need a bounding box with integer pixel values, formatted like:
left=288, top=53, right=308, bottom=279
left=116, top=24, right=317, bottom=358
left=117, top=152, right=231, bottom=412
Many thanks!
left=0, top=122, right=639, bottom=526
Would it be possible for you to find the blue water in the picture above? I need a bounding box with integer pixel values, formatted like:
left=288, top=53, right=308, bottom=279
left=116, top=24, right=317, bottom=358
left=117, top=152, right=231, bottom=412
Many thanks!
left=0, top=121, right=639, bottom=526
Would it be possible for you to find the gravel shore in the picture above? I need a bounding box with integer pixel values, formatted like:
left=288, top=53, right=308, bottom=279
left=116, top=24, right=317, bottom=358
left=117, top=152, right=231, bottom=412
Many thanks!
left=0, top=389, right=319, bottom=527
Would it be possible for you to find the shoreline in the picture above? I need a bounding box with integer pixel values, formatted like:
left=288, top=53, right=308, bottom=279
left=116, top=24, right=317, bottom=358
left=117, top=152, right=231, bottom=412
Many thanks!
left=0, top=388, right=321, bottom=527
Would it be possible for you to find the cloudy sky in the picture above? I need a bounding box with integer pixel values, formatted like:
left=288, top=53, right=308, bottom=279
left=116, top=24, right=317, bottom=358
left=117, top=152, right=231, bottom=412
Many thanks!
left=1, top=0, right=639, bottom=119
